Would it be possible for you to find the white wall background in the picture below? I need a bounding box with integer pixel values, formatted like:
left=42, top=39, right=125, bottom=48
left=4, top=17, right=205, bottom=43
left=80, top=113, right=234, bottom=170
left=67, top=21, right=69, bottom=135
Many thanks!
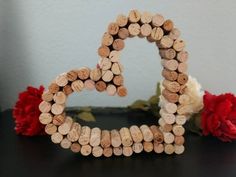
left=1, top=0, right=236, bottom=110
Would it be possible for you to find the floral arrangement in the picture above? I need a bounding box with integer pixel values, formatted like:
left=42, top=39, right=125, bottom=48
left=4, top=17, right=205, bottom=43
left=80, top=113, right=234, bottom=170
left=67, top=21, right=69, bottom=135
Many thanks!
left=13, top=76, right=236, bottom=142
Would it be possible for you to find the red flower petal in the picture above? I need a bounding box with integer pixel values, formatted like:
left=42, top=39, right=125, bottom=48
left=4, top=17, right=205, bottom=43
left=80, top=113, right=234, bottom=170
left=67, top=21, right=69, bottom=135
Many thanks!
left=13, top=85, right=46, bottom=136
left=201, top=91, right=236, bottom=142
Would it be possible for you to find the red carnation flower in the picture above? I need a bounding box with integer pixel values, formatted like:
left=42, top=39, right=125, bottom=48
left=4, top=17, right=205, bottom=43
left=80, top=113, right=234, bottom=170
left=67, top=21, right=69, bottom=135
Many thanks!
left=13, top=86, right=46, bottom=136
left=201, top=91, right=236, bottom=142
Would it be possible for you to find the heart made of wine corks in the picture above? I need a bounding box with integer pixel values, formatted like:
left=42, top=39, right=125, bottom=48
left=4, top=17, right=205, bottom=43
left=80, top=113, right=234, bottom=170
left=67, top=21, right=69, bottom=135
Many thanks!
left=38, top=10, right=188, bottom=157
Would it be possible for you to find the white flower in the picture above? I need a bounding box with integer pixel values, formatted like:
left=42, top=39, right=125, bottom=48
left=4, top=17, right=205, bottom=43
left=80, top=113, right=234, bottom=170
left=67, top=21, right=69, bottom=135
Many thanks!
left=159, top=75, right=204, bottom=120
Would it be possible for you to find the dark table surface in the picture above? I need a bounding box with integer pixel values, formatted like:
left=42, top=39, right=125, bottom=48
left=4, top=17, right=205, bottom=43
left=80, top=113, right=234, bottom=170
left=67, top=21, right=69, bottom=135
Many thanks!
left=1, top=109, right=236, bottom=177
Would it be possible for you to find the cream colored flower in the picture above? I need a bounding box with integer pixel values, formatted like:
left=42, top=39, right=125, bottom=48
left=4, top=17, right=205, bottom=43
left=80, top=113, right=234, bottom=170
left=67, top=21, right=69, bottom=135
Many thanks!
left=159, top=75, right=204, bottom=120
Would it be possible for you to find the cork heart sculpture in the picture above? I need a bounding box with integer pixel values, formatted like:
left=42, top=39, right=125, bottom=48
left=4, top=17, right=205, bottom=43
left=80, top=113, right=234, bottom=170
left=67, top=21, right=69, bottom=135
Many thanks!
left=38, top=10, right=188, bottom=157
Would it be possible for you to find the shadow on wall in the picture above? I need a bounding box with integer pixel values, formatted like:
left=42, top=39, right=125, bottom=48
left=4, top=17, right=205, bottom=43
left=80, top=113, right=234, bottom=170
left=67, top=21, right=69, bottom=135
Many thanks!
left=0, top=1, right=34, bottom=111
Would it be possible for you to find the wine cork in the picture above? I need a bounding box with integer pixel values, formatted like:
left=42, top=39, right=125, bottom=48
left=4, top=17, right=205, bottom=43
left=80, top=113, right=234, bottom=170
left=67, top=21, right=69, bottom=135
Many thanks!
left=99, top=57, right=112, bottom=71
left=118, top=28, right=129, bottom=40
left=175, top=115, right=187, bottom=125
left=113, top=75, right=124, bottom=86
left=48, top=83, right=60, bottom=94
left=79, top=126, right=91, bottom=146
left=164, top=144, right=175, bottom=155
left=162, top=69, right=178, bottom=81
left=84, top=79, right=95, bottom=91
left=111, top=129, right=122, bottom=148
left=77, top=67, right=90, bottom=80
left=140, top=23, right=152, bottom=37
left=106, top=84, right=117, bottom=96
left=150, top=125, right=164, bottom=143
left=164, top=102, right=178, bottom=114
left=177, top=62, right=187, bottom=73
left=45, top=123, right=57, bottom=135
left=51, top=103, right=64, bottom=115
left=60, top=138, right=72, bottom=149
left=150, top=27, right=164, bottom=41
left=123, top=146, right=133, bottom=157
left=63, top=85, right=73, bottom=95
left=102, top=32, right=114, bottom=46
left=90, top=127, right=101, bottom=147
left=67, top=122, right=81, bottom=142
left=117, top=86, right=127, bottom=97
left=132, top=142, right=143, bottom=153
left=177, top=104, right=192, bottom=115
left=112, top=39, right=125, bottom=51
left=153, top=142, right=164, bottom=153
left=98, top=45, right=110, bottom=58
left=143, top=141, right=153, bottom=153
left=162, top=89, right=179, bottom=103
left=128, top=9, right=141, bottom=23
left=90, top=68, right=102, bottom=81
left=162, top=80, right=181, bottom=93
left=161, top=123, right=173, bottom=133
left=179, top=84, right=187, bottom=94
left=175, top=136, right=185, bottom=145
left=177, top=51, right=188, bottom=62
left=169, top=28, right=181, bottom=40
left=173, top=125, right=185, bottom=136
left=128, top=23, right=141, bottom=36
left=173, top=39, right=185, bottom=52
left=175, top=144, right=185, bottom=154
left=163, top=19, right=174, bottom=32
left=177, top=73, right=188, bottom=85
left=53, top=91, right=67, bottom=104
left=71, top=80, right=84, bottom=92
left=163, top=132, right=175, bottom=144
left=95, top=80, right=107, bottom=92
left=52, top=114, right=65, bottom=126
left=119, top=127, right=133, bottom=147
left=42, top=91, right=53, bottom=102
left=116, top=14, right=128, bottom=27
left=39, top=113, right=53, bottom=125
left=39, top=101, right=51, bottom=113
left=66, top=70, right=78, bottom=82
left=56, top=73, right=68, bottom=87
left=129, top=125, right=143, bottom=143
left=140, top=11, right=152, bottom=24
left=160, top=110, right=175, bottom=124
left=152, top=14, right=165, bottom=27
left=107, top=22, right=119, bottom=35
left=51, top=132, right=63, bottom=144
left=159, top=48, right=176, bottom=60
left=109, top=50, right=120, bottom=62
left=161, top=59, right=178, bottom=71
left=71, top=143, right=81, bottom=153
left=81, top=145, right=92, bottom=156
left=111, top=62, right=122, bottom=75
left=113, top=146, right=123, bottom=156
left=58, top=116, right=73, bottom=135
left=103, top=147, right=113, bottom=157
left=160, top=36, right=174, bottom=48
left=92, top=146, right=103, bottom=157
left=140, top=125, right=153, bottom=142
left=101, top=130, right=111, bottom=148
left=102, top=70, right=114, bottom=82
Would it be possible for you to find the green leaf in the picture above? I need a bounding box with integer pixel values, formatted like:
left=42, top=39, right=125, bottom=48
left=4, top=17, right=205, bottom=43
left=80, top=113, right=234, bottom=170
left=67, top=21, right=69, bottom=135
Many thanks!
left=156, top=82, right=161, bottom=97
left=79, top=106, right=92, bottom=112
left=148, top=95, right=159, bottom=105
left=77, top=112, right=96, bottom=122
left=187, top=112, right=202, bottom=136
left=150, top=104, right=161, bottom=118
left=128, top=100, right=150, bottom=111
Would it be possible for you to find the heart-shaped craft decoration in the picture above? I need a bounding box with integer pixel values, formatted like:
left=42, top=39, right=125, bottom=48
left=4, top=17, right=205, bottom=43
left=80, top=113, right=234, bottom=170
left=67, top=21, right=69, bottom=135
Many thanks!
left=39, top=10, right=188, bottom=157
